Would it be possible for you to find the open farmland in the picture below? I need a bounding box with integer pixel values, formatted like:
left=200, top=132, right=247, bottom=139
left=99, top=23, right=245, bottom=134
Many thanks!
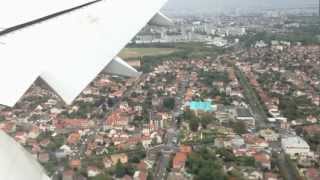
left=119, top=48, right=178, bottom=59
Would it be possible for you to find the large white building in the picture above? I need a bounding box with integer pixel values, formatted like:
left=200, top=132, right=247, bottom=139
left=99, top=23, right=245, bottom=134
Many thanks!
left=281, top=136, right=310, bottom=157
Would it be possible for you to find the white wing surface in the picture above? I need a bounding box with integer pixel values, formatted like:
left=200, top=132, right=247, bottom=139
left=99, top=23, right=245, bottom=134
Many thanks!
left=0, top=130, right=50, bottom=180
left=105, top=57, right=142, bottom=77
left=0, top=0, right=168, bottom=106
left=0, top=0, right=93, bottom=29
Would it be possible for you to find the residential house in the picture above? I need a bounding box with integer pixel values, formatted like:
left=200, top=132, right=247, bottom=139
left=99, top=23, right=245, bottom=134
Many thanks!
left=63, top=170, right=75, bottom=180
left=38, top=153, right=50, bottom=163
left=173, top=152, right=187, bottom=170
left=133, top=171, right=147, bottom=180
left=236, top=108, right=255, bottom=128
left=87, top=166, right=101, bottom=177
left=69, top=159, right=81, bottom=170
left=304, top=168, right=320, bottom=180
left=253, top=152, right=271, bottom=170
left=103, top=157, right=113, bottom=169
left=179, top=145, right=192, bottom=155
left=259, top=129, right=279, bottom=142
left=28, top=126, right=41, bottom=139
left=264, top=172, right=279, bottom=180
left=110, top=153, right=128, bottom=165
left=67, top=132, right=81, bottom=145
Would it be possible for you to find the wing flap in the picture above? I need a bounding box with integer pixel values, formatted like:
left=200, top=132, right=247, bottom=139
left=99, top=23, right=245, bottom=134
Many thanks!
left=149, top=12, right=173, bottom=26
left=105, top=57, right=142, bottom=77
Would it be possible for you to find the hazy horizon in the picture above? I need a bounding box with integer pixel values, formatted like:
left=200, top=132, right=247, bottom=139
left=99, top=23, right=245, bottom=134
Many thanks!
left=164, top=0, right=318, bottom=14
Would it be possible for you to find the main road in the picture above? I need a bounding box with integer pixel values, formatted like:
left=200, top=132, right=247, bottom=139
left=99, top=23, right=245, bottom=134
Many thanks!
left=153, top=77, right=189, bottom=179
left=229, top=54, right=302, bottom=180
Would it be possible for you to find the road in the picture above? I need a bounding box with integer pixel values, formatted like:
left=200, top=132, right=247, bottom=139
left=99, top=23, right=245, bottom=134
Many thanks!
left=154, top=127, right=179, bottom=180
left=276, top=151, right=303, bottom=180
left=233, top=64, right=268, bottom=130
left=231, top=57, right=302, bottom=180
left=153, top=77, right=189, bottom=180
left=153, top=108, right=181, bottom=179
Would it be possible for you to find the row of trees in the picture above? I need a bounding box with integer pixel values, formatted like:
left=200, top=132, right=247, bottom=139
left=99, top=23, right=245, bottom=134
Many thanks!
left=183, top=109, right=217, bottom=131
left=216, top=148, right=255, bottom=167
left=279, top=95, right=319, bottom=121
left=186, top=148, right=226, bottom=180
left=139, top=42, right=227, bottom=72
left=199, top=70, right=230, bottom=86
left=240, top=26, right=320, bottom=48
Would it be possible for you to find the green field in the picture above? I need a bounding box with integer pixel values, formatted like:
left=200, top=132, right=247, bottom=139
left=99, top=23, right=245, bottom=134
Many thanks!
left=119, top=48, right=178, bottom=59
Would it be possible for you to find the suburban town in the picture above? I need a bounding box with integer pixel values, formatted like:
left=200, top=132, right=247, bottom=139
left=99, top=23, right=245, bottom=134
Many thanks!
left=0, top=9, right=320, bottom=180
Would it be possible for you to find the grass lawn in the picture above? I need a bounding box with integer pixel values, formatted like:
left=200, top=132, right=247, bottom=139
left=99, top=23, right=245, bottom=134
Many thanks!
left=119, top=47, right=178, bottom=59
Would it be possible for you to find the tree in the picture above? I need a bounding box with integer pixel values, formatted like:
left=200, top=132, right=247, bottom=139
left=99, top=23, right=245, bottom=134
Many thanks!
left=216, top=148, right=235, bottom=162
left=200, top=114, right=214, bottom=128
left=189, top=118, right=199, bottom=132
left=90, top=174, right=112, bottom=180
left=231, top=121, right=247, bottom=135
left=151, top=137, right=158, bottom=146
left=196, top=168, right=225, bottom=180
left=236, top=156, right=255, bottom=167
left=200, top=70, right=230, bottom=86
left=228, top=169, right=245, bottom=180
left=125, top=164, right=135, bottom=176
left=163, top=97, right=175, bottom=110
left=115, top=161, right=126, bottom=178
left=183, top=109, right=199, bottom=131
left=132, top=115, right=146, bottom=127
left=128, top=143, right=146, bottom=163
left=147, top=171, right=154, bottom=180
left=279, top=96, right=298, bottom=120
left=183, top=108, right=195, bottom=121
left=128, top=150, right=146, bottom=163
left=186, top=148, right=226, bottom=180
left=0, top=115, right=4, bottom=122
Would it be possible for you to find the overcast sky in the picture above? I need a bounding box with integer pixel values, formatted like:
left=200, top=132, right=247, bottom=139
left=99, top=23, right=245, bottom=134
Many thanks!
left=164, top=0, right=318, bottom=14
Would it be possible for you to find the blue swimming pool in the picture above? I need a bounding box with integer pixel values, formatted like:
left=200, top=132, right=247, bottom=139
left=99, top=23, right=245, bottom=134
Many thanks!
left=188, top=101, right=213, bottom=112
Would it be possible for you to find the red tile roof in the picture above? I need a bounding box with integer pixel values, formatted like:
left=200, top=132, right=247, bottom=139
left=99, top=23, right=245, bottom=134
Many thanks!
left=173, top=152, right=187, bottom=170
left=67, top=132, right=81, bottom=145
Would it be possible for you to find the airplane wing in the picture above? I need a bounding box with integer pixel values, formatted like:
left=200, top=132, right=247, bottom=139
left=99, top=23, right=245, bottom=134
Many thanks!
left=0, top=0, right=169, bottom=107
left=0, top=0, right=94, bottom=29
left=105, top=57, right=142, bottom=77
left=149, top=12, right=174, bottom=26
left=0, top=130, right=50, bottom=180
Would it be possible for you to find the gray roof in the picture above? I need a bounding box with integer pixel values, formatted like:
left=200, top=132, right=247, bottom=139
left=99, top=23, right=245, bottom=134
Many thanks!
left=236, top=108, right=252, bottom=118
